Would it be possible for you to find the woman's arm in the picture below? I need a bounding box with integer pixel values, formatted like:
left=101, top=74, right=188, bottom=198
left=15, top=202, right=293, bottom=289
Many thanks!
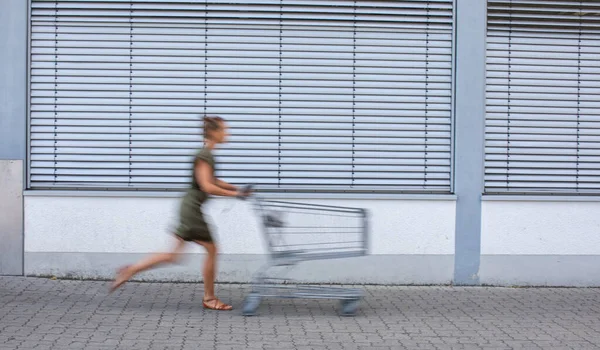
left=215, top=179, right=237, bottom=191
left=195, top=161, right=238, bottom=197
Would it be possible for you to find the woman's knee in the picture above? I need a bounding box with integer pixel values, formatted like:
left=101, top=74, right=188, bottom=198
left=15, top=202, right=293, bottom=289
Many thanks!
left=165, top=252, right=181, bottom=264
left=201, top=241, right=218, bottom=256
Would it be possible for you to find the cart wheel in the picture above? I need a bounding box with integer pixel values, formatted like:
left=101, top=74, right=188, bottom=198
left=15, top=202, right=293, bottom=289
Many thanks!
left=242, top=292, right=262, bottom=316
left=339, top=298, right=360, bottom=317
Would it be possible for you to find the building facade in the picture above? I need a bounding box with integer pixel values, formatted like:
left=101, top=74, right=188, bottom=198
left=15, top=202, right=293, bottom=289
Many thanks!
left=1, top=0, right=599, bottom=286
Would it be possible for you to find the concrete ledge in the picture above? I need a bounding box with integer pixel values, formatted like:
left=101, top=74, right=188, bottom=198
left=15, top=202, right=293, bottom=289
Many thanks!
left=24, top=190, right=457, bottom=201
left=480, top=255, right=600, bottom=287
left=483, top=195, right=600, bottom=202
left=25, top=252, right=454, bottom=285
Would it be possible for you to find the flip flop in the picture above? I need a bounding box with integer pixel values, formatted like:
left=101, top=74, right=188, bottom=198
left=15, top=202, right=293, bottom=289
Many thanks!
left=203, top=297, right=233, bottom=311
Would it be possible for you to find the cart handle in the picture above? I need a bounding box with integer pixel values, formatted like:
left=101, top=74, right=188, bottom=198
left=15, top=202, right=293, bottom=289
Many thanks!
left=237, top=184, right=254, bottom=201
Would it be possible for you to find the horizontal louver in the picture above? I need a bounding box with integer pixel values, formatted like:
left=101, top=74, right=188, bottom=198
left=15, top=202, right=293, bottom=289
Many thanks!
left=30, top=0, right=454, bottom=193
left=486, top=0, right=600, bottom=194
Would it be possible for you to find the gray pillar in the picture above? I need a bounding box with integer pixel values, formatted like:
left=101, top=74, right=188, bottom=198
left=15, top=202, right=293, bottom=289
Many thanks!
left=453, top=0, right=487, bottom=285
left=0, top=0, right=27, bottom=275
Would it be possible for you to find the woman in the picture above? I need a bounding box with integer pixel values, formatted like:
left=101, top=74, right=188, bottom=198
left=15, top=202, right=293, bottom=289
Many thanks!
left=110, top=116, right=248, bottom=311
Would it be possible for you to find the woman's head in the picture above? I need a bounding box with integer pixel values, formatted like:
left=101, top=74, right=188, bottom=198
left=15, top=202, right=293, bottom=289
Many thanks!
left=203, top=116, right=228, bottom=144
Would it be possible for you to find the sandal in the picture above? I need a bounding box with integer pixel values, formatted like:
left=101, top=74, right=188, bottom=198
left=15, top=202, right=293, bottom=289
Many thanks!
left=108, top=265, right=130, bottom=294
left=203, top=297, right=233, bottom=311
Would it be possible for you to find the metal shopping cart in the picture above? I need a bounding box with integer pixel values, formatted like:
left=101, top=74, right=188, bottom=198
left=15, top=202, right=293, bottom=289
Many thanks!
left=241, top=191, right=369, bottom=316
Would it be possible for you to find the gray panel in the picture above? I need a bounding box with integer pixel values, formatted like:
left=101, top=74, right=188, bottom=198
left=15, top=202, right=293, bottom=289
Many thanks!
left=453, top=0, right=487, bottom=285
left=25, top=252, right=454, bottom=285
left=0, top=0, right=27, bottom=161
left=481, top=255, right=600, bottom=287
left=0, top=160, right=24, bottom=275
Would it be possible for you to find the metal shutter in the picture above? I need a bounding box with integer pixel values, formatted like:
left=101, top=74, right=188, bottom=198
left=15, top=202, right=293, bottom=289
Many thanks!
left=486, top=0, right=600, bottom=194
left=30, top=0, right=454, bottom=193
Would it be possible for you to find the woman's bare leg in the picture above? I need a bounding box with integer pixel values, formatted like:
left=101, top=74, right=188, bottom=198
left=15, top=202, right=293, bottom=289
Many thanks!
left=110, top=236, right=186, bottom=292
left=195, top=240, right=232, bottom=310
left=195, top=240, right=217, bottom=299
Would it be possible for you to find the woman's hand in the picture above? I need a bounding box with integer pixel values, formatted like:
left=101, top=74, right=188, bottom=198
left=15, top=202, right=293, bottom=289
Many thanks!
left=236, top=185, right=253, bottom=199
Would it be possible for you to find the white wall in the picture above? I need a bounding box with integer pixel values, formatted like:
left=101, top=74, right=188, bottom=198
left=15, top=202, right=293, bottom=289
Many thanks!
left=480, top=200, right=600, bottom=286
left=482, top=201, right=600, bottom=255
left=24, top=195, right=456, bottom=284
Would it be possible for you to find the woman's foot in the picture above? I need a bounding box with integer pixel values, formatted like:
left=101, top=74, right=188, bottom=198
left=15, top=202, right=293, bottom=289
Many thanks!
left=109, top=265, right=131, bottom=293
left=203, top=297, right=233, bottom=311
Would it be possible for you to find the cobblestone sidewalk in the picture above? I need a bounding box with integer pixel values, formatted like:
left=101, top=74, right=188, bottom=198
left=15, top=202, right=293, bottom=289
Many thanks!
left=1, top=277, right=600, bottom=349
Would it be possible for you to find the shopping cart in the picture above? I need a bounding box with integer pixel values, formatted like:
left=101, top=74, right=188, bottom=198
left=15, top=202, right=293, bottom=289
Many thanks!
left=240, top=190, right=369, bottom=316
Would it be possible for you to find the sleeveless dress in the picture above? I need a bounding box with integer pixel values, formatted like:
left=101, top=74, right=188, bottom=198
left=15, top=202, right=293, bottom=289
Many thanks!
left=174, top=148, right=215, bottom=242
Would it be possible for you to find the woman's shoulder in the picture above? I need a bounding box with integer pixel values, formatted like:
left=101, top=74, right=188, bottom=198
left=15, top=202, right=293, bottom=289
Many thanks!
left=195, top=147, right=215, bottom=163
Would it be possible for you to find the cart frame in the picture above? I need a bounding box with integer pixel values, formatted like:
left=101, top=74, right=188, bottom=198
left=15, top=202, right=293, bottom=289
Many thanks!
left=241, top=194, right=369, bottom=316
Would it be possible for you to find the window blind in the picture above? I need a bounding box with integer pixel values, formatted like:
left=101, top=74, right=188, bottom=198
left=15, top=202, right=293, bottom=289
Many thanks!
left=486, top=0, right=600, bottom=194
left=30, top=0, right=454, bottom=193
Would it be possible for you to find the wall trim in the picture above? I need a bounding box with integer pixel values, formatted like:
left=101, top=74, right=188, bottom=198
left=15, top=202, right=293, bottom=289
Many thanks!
left=483, top=195, right=600, bottom=202
left=480, top=255, right=600, bottom=287
left=25, top=252, right=455, bottom=285
left=24, top=190, right=457, bottom=201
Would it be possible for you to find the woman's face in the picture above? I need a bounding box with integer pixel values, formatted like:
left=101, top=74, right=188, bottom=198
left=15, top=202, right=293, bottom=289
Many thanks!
left=213, top=121, right=229, bottom=144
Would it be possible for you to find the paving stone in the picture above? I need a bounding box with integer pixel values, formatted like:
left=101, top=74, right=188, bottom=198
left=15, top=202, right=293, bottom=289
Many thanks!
left=1, top=277, right=600, bottom=349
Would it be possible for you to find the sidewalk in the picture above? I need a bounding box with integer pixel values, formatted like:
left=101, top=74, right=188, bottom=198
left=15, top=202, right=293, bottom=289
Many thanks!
left=1, top=276, right=599, bottom=350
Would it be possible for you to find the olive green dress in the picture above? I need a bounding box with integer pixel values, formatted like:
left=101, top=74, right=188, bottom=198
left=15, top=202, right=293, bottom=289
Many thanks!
left=175, top=148, right=215, bottom=242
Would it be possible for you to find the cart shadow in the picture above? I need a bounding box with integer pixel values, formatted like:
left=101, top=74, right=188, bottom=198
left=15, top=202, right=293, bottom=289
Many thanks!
left=102, top=296, right=378, bottom=318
